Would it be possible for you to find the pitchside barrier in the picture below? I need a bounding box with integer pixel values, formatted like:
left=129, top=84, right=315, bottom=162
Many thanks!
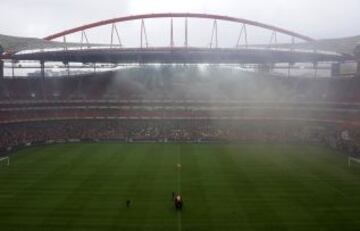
left=348, top=156, right=360, bottom=168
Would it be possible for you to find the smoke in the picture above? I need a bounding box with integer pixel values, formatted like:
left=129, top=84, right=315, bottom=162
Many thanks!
left=105, top=65, right=320, bottom=101
left=99, top=65, right=357, bottom=133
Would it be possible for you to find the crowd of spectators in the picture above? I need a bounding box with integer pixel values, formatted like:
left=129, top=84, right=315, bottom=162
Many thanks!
left=1, top=67, right=360, bottom=102
left=2, top=67, right=360, bottom=157
left=1, top=120, right=360, bottom=158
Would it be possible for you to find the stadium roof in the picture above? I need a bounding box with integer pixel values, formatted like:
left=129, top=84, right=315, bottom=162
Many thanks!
left=276, top=35, right=360, bottom=55
left=1, top=33, right=359, bottom=58
left=0, top=34, right=87, bottom=54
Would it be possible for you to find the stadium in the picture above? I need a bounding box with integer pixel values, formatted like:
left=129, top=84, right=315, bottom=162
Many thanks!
left=1, top=2, right=360, bottom=230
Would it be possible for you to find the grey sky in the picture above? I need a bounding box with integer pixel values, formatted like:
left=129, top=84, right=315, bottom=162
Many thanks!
left=1, top=0, right=359, bottom=44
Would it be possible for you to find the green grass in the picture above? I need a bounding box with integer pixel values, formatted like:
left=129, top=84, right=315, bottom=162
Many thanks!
left=1, top=143, right=360, bottom=231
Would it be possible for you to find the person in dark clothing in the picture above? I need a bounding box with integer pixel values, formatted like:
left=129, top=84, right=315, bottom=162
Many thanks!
left=126, top=199, right=131, bottom=208
left=175, top=194, right=183, bottom=210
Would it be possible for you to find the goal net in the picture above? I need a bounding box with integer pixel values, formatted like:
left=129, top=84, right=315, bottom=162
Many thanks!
left=348, top=157, right=360, bottom=168
left=0, top=156, right=10, bottom=167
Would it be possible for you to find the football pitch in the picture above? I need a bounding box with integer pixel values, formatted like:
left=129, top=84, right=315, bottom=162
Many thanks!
left=1, top=143, right=360, bottom=231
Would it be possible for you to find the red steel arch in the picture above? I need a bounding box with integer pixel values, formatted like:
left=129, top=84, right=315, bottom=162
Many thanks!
left=43, top=13, right=315, bottom=42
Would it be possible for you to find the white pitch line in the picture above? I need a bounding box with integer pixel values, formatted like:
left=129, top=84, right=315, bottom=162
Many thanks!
left=177, top=145, right=182, bottom=231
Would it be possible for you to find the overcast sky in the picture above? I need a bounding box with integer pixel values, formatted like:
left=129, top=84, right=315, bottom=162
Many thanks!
left=1, top=0, right=360, bottom=44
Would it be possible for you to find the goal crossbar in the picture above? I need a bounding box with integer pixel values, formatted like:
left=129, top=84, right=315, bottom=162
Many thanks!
left=348, top=157, right=360, bottom=167
left=0, top=156, right=10, bottom=167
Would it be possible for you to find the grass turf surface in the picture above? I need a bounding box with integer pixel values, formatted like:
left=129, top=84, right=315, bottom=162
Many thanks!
left=1, top=143, right=360, bottom=230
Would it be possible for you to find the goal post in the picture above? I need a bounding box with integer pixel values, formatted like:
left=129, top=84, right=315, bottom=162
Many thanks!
left=0, top=156, right=10, bottom=167
left=348, top=156, right=360, bottom=168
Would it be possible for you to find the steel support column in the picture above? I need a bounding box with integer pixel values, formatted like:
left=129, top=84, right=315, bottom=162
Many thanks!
left=11, top=60, right=15, bottom=78
left=0, top=60, right=3, bottom=78
left=67, top=63, right=70, bottom=77
left=184, top=18, right=188, bottom=48
left=290, top=37, right=295, bottom=51
left=140, top=19, right=149, bottom=48
left=110, top=24, right=122, bottom=48
left=287, top=63, right=294, bottom=78
left=80, top=31, right=90, bottom=49
left=210, top=20, right=218, bottom=48
left=236, top=24, right=248, bottom=48
left=313, top=62, right=318, bottom=78
left=331, top=63, right=340, bottom=77
left=40, top=60, right=45, bottom=78
left=170, top=18, right=174, bottom=48
left=63, top=36, right=68, bottom=51
left=355, top=45, right=360, bottom=77
left=269, top=31, right=278, bottom=48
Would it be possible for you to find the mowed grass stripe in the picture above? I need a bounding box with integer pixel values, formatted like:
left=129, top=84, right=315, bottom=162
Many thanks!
left=0, top=144, right=98, bottom=226
left=229, top=144, right=323, bottom=229
left=1, top=143, right=360, bottom=230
